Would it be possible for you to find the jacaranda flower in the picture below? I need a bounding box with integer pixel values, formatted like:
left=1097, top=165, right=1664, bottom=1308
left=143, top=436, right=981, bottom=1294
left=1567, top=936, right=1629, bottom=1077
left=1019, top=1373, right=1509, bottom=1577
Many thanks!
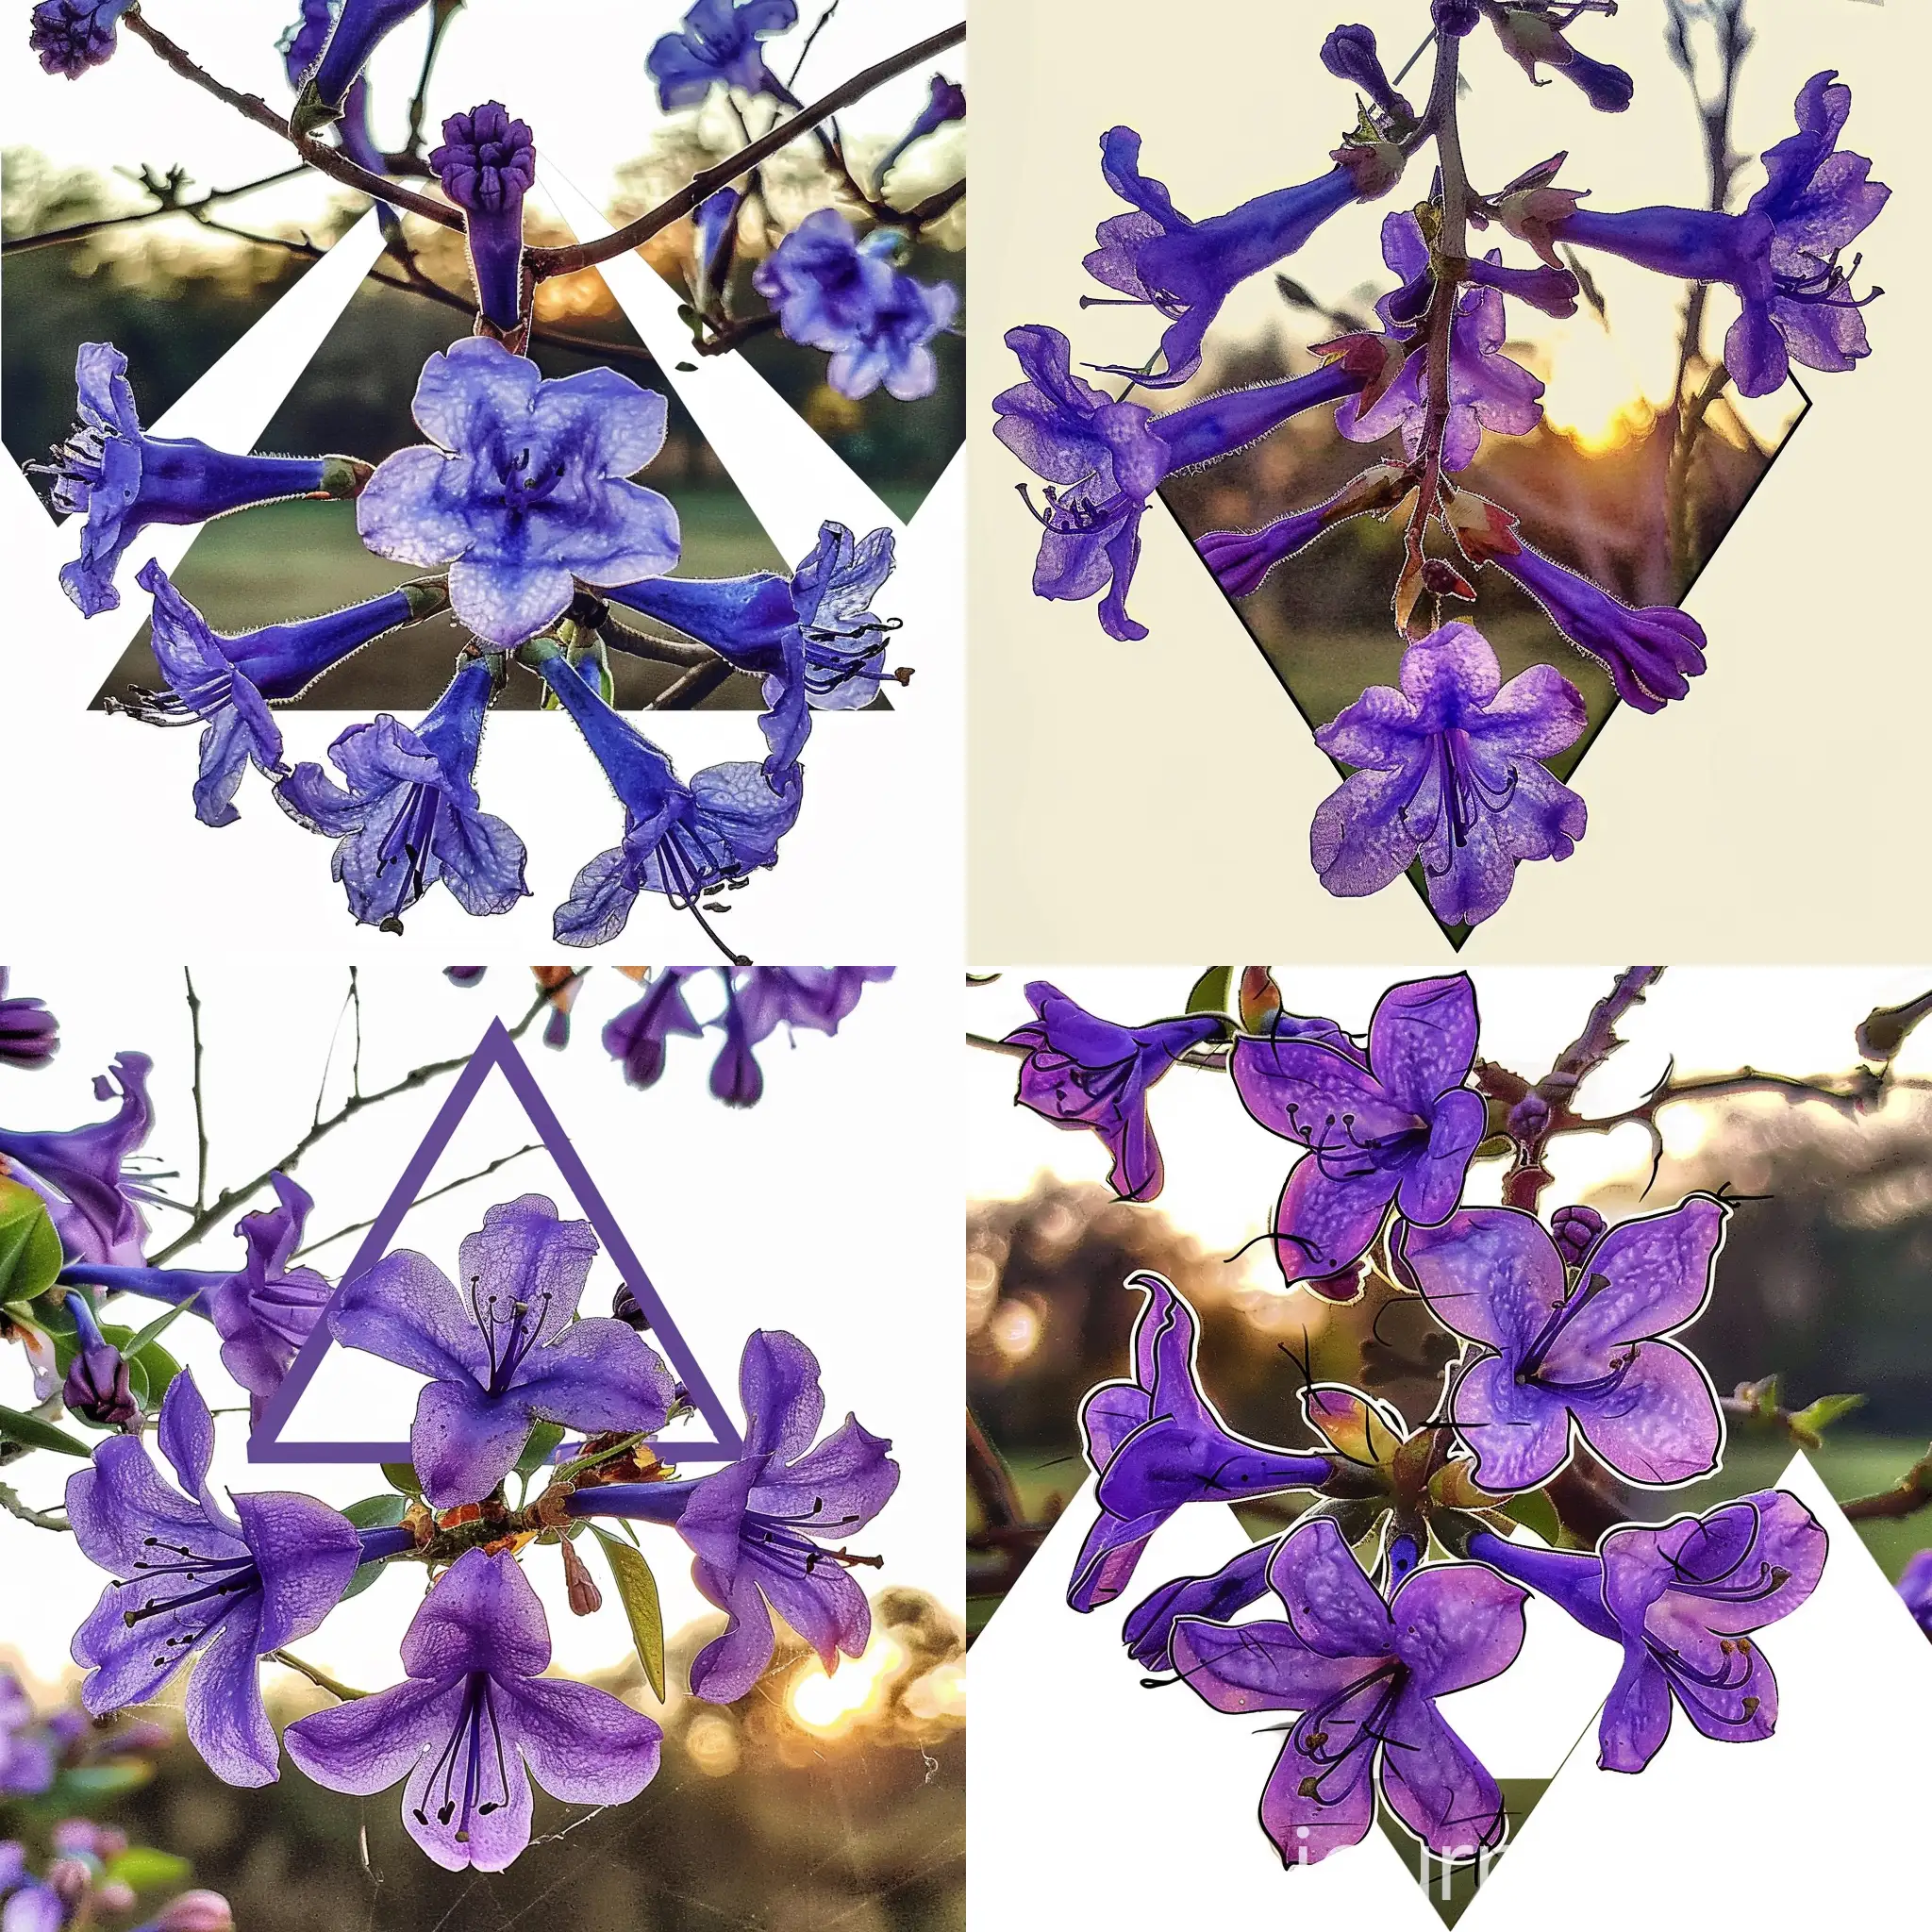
left=134, top=562, right=445, bottom=827
left=1196, top=462, right=1407, bottom=596
left=1898, top=1550, right=1932, bottom=1638
left=1320, top=25, right=1412, bottom=125
left=1171, top=1519, right=1524, bottom=1865
left=752, top=210, right=957, bottom=401
left=285, top=1548, right=662, bottom=1870
left=1005, top=981, right=1221, bottom=1203
left=1231, top=974, right=1486, bottom=1289
left=1470, top=1489, right=1826, bottom=1771
left=706, top=968, right=894, bottom=1107
left=602, top=969, right=705, bottom=1089
left=1489, top=8, right=1633, bottom=114
left=568, top=1329, right=900, bottom=1704
left=61, top=1292, right=136, bottom=1428
left=1311, top=621, right=1587, bottom=927
left=875, top=73, right=966, bottom=190
left=1084, top=126, right=1370, bottom=390
left=303, top=0, right=429, bottom=114
left=787, top=522, right=900, bottom=708
left=357, top=337, right=680, bottom=647
left=1406, top=1196, right=1728, bottom=1491
left=540, top=657, right=804, bottom=950
left=1069, top=1274, right=1332, bottom=1611
left=48, top=344, right=345, bottom=619
left=0, top=1674, right=54, bottom=1797
left=28, top=0, right=131, bottom=75
left=1122, top=1539, right=1274, bottom=1674
left=281, top=0, right=387, bottom=177
left=647, top=0, right=799, bottom=113
left=1486, top=541, right=1707, bottom=714
left=994, top=325, right=1364, bottom=640
left=691, top=187, right=741, bottom=304
left=0, top=972, right=58, bottom=1071
left=1539, top=73, right=1887, bottom=397
left=65, top=1370, right=365, bottom=1786
left=275, top=659, right=529, bottom=930
left=332, top=1194, right=674, bottom=1507
left=0, top=1054, right=156, bottom=1266
left=429, top=103, right=536, bottom=332
left=66, top=1175, right=332, bottom=1426
left=1330, top=214, right=1546, bottom=471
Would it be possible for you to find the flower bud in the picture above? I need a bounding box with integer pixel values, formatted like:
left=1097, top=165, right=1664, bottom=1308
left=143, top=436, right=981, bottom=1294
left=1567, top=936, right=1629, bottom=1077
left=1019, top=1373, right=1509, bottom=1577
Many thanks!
left=560, top=1537, right=604, bottom=1616
left=150, top=1890, right=236, bottom=1932
left=612, top=1283, right=651, bottom=1332
left=1507, top=1091, right=1552, bottom=1146
left=64, top=1341, right=136, bottom=1427
left=1320, top=25, right=1413, bottom=123
left=1550, top=1204, right=1607, bottom=1270
left=430, top=102, right=537, bottom=332
left=1433, top=0, right=1479, bottom=34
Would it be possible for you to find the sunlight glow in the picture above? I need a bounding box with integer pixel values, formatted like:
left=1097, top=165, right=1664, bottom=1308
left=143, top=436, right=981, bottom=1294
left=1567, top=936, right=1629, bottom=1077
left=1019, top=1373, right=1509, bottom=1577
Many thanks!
left=789, top=1635, right=905, bottom=1734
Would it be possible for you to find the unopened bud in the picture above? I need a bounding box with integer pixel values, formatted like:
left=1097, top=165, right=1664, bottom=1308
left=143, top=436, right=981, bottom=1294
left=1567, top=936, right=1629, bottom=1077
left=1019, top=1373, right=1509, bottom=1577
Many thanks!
left=1550, top=1204, right=1607, bottom=1269
left=64, top=1343, right=136, bottom=1428
left=152, top=1890, right=236, bottom=1932
left=560, top=1538, right=603, bottom=1616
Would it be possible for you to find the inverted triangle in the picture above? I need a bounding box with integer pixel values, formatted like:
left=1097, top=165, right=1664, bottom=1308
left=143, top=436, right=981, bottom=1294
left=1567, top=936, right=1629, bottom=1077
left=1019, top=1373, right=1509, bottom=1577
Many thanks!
left=246, top=1015, right=745, bottom=1466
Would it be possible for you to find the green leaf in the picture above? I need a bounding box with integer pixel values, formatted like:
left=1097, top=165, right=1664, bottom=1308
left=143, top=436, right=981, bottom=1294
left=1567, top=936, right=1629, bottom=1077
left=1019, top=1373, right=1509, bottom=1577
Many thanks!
left=1184, top=967, right=1233, bottom=1018
left=381, top=1461, right=422, bottom=1497
left=124, top=1293, right=204, bottom=1357
left=1499, top=1487, right=1565, bottom=1548
left=127, top=1339, right=181, bottom=1405
left=1790, top=1392, right=1866, bottom=1448
left=0, top=1404, right=90, bottom=1457
left=339, top=1493, right=412, bottom=1602
left=103, top=1846, right=192, bottom=1892
left=591, top=1526, right=666, bottom=1701
left=517, top=1421, right=566, bottom=1477
left=0, top=1178, right=62, bottom=1305
left=48, top=1761, right=151, bottom=1802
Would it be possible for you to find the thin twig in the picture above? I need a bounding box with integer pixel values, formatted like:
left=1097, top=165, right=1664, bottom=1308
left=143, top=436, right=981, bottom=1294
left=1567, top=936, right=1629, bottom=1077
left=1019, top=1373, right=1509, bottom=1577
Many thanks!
left=1, top=163, right=308, bottom=256
left=0, top=1482, right=69, bottom=1532
left=267, top=1649, right=369, bottom=1701
left=185, top=969, right=209, bottom=1219
left=405, top=0, right=464, bottom=158
left=525, top=22, right=964, bottom=279
left=291, top=1142, right=544, bottom=1259
left=120, top=10, right=462, bottom=229
left=150, top=975, right=581, bottom=1265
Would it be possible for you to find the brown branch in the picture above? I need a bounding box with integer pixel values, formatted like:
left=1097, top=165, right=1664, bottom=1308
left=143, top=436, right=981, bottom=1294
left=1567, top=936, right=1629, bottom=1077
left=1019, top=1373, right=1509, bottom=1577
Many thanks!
left=525, top=21, right=964, bottom=279
left=291, top=1141, right=544, bottom=1260
left=1842, top=1448, right=1932, bottom=1523
left=1, top=163, right=308, bottom=256
left=121, top=9, right=463, bottom=230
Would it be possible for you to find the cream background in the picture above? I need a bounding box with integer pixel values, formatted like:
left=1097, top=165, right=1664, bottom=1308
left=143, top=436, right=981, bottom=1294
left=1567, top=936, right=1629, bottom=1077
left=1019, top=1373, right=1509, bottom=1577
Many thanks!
left=967, top=0, right=1931, bottom=961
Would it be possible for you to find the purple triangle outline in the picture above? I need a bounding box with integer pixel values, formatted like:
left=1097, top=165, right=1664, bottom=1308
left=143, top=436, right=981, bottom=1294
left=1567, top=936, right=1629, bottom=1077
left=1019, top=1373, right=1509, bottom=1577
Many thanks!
left=245, top=1015, right=746, bottom=1465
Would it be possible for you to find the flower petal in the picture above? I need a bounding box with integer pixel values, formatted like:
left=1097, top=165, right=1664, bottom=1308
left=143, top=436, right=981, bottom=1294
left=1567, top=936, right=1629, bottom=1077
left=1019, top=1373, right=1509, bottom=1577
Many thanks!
left=494, top=1677, right=661, bottom=1805
left=400, top=1549, right=551, bottom=1682
left=331, top=1248, right=489, bottom=1384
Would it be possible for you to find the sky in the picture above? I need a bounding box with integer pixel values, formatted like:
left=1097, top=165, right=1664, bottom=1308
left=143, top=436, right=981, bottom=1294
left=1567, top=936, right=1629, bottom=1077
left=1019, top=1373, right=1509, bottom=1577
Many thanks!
left=968, top=965, right=1932, bottom=1282
left=0, top=961, right=960, bottom=1718
left=3, top=0, right=966, bottom=232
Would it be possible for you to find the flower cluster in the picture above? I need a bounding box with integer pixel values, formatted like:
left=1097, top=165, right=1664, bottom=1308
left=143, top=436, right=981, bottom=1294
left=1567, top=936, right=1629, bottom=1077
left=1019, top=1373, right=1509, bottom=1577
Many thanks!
left=993, top=8, right=1888, bottom=927
left=1002, top=970, right=1829, bottom=1871
left=447, top=964, right=894, bottom=1107
left=30, top=1, right=947, bottom=954
left=649, top=0, right=964, bottom=401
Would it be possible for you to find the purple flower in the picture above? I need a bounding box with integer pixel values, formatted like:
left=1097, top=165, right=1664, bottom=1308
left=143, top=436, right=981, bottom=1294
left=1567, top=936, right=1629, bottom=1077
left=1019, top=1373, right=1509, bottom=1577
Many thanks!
left=1406, top=1196, right=1728, bottom=1491
left=1069, top=1274, right=1331, bottom=1612
left=275, top=660, right=529, bottom=930
left=569, top=1330, right=899, bottom=1702
left=993, top=325, right=1363, bottom=640
left=28, top=0, right=131, bottom=75
left=691, top=187, right=741, bottom=300
left=1321, top=25, right=1412, bottom=124
left=1171, top=1519, right=1524, bottom=1865
left=787, top=522, right=899, bottom=709
left=64, top=1370, right=362, bottom=1786
left=279, top=0, right=333, bottom=85
left=539, top=657, right=804, bottom=952
left=1083, top=126, right=1365, bottom=389
left=875, top=74, right=966, bottom=190
left=285, top=1548, right=661, bottom=1870
left=1331, top=214, right=1546, bottom=471
left=1196, top=463, right=1406, bottom=596
left=1898, top=1551, right=1932, bottom=1638
left=304, top=0, right=429, bottom=112
left=1487, top=541, right=1707, bottom=714
left=602, top=970, right=704, bottom=1089
left=1471, top=1490, right=1826, bottom=1771
left=0, top=1054, right=156, bottom=1266
left=48, top=344, right=336, bottom=618
left=1433, top=0, right=1478, bottom=34
left=1, top=1882, right=62, bottom=1932
left=1549, top=74, right=1887, bottom=397
left=357, top=338, right=679, bottom=648
left=61, top=1295, right=135, bottom=1428
left=751, top=210, right=957, bottom=402
left=1231, top=975, right=1486, bottom=1289
left=1311, top=621, right=1587, bottom=927
left=0, top=972, right=58, bottom=1071
left=704, top=967, right=893, bottom=1105
left=1122, top=1540, right=1274, bottom=1673
left=1004, top=982, right=1220, bottom=1203
left=430, top=104, right=536, bottom=332
left=1490, top=9, right=1633, bottom=114
left=647, top=0, right=799, bottom=113
left=1549, top=1202, right=1605, bottom=1269
left=133, top=562, right=443, bottom=827
left=330, top=1194, right=675, bottom=1507
left=0, top=1675, right=54, bottom=1798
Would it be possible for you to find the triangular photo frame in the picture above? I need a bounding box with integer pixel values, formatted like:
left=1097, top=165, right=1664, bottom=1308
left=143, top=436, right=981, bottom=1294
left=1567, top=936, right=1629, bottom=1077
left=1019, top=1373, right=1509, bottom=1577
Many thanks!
left=247, top=1015, right=745, bottom=1466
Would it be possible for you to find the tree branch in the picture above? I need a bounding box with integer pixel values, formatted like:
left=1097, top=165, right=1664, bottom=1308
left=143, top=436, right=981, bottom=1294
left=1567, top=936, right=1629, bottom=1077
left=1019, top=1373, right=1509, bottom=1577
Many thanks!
left=1, top=163, right=308, bottom=256
left=291, top=1141, right=544, bottom=1259
left=0, top=1482, right=69, bottom=1532
left=524, top=21, right=964, bottom=279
